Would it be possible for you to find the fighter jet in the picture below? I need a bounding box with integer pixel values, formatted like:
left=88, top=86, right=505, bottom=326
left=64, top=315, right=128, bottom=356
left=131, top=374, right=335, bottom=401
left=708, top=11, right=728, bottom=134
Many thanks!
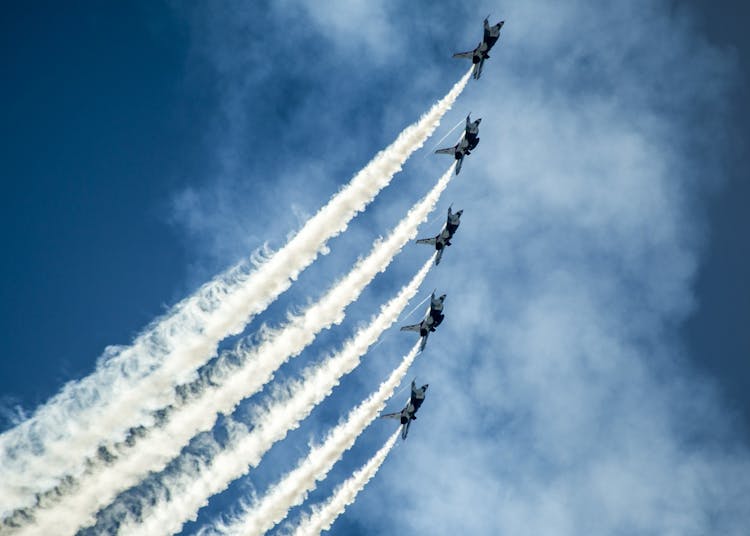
left=453, top=18, right=505, bottom=79
left=416, top=206, right=463, bottom=265
left=434, top=114, right=482, bottom=175
left=381, top=379, right=428, bottom=440
left=400, top=292, right=445, bottom=351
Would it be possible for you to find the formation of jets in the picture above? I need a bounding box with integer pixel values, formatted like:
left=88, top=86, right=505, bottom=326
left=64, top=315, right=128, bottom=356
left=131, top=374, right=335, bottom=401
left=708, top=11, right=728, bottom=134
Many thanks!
left=381, top=16, right=504, bottom=440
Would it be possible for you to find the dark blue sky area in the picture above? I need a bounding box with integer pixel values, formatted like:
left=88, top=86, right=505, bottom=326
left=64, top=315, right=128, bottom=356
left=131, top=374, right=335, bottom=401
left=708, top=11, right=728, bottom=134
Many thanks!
left=679, top=0, right=750, bottom=437
left=0, top=0, right=747, bottom=436
left=0, top=2, right=210, bottom=408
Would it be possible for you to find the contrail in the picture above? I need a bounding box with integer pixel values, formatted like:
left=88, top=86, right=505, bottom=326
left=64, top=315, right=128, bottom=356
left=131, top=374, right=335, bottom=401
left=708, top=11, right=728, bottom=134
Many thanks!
left=0, top=67, right=472, bottom=521
left=425, top=117, right=465, bottom=158
left=17, top=165, right=453, bottom=536
left=398, top=291, right=433, bottom=323
left=144, top=342, right=419, bottom=536
left=286, top=430, right=400, bottom=536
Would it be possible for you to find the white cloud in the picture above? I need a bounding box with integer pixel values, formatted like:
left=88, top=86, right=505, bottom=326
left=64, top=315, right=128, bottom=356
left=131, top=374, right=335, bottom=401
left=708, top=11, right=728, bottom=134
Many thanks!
left=163, top=1, right=749, bottom=534
left=340, top=1, right=748, bottom=535
left=272, top=0, right=403, bottom=64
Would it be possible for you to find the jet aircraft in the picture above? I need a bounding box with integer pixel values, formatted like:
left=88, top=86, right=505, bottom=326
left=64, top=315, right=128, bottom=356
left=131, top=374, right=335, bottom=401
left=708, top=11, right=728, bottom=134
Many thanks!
left=453, top=18, right=505, bottom=79
left=400, top=292, right=445, bottom=351
left=416, top=206, right=463, bottom=265
left=381, top=379, right=429, bottom=440
left=434, top=114, right=482, bottom=175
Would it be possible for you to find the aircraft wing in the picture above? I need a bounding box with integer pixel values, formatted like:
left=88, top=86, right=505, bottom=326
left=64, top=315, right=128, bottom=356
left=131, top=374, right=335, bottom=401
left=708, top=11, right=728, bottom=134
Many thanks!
left=400, top=323, right=422, bottom=333
left=416, top=237, right=437, bottom=246
left=380, top=412, right=402, bottom=420
left=452, top=50, right=475, bottom=59
left=435, top=146, right=456, bottom=155
left=434, top=248, right=444, bottom=266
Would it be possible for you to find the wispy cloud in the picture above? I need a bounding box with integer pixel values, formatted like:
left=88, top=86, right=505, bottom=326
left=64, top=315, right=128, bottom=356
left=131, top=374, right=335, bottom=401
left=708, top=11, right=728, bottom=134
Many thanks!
left=66, top=0, right=744, bottom=534
left=340, top=1, right=750, bottom=534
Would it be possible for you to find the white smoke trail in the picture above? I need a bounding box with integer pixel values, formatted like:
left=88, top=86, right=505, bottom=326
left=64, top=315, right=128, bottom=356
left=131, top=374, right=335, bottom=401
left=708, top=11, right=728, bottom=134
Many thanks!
left=142, top=342, right=420, bottom=536
left=203, top=346, right=415, bottom=536
left=0, top=261, right=256, bottom=516
left=0, top=68, right=471, bottom=520
left=286, top=430, right=400, bottom=536
left=102, top=174, right=449, bottom=536
left=18, top=166, right=453, bottom=536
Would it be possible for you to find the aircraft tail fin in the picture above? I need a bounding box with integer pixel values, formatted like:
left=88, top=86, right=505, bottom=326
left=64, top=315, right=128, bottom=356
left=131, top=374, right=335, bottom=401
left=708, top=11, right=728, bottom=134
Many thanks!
left=400, top=323, right=421, bottom=333
left=434, top=248, right=444, bottom=266
left=474, top=57, right=485, bottom=79
left=416, top=237, right=437, bottom=246
left=435, top=146, right=455, bottom=155
left=401, top=419, right=411, bottom=440
left=452, top=51, right=474, bottom=60
left=419, top=333, right=429, bottom=352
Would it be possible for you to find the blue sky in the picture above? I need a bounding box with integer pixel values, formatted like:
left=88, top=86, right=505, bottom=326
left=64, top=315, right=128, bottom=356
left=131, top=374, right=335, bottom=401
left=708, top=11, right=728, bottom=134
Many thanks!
left=1, top=1, right=749, bottom=535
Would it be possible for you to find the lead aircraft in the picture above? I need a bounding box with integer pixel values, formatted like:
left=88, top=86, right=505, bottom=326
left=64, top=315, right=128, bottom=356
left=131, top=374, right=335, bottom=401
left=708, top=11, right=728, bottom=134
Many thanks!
left=453, top=18, right=505, bottom=79
left=416, top=206, right=463, bottom=265
left=434, top=114, right=481, bottom=175
left=400, top=292, right=445, bottom=351
left=381, top=380, right=429, bottom=440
